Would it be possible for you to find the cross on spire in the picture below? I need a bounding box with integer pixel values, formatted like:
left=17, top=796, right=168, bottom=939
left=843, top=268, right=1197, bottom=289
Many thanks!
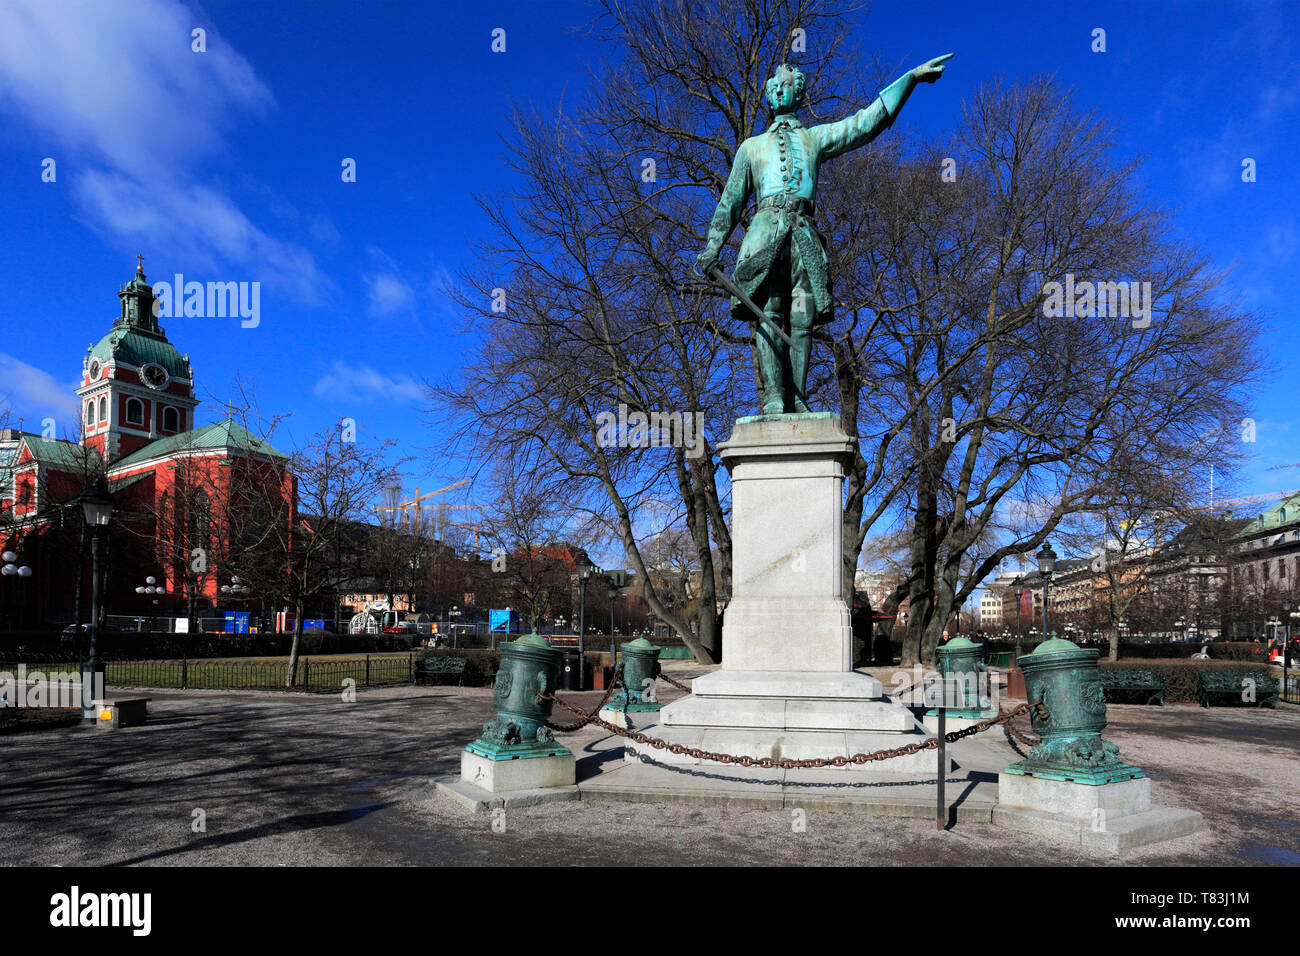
left=136, top=254, right=144, bottom=273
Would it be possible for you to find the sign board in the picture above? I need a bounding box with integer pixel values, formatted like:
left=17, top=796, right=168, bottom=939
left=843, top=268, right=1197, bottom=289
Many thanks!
left=489, top=609, right=516, bottom=633
left=224, top=611, right=250, bottom=634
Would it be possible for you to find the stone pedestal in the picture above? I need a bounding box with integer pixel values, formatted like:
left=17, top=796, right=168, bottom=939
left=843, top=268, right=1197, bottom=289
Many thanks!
left=633, top=415, right=944, bottom=774
left=461, top=749, right=575, bottom=792
left=992, top=772, right=1204, bottom=853
left=599, top=707, right=657, bottom=730
left=922, top=708, right=996, bottom=735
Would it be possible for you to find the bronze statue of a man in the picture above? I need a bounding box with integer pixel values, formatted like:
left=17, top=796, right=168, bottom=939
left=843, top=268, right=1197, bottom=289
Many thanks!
left=695, top=55, right=952, bottom=414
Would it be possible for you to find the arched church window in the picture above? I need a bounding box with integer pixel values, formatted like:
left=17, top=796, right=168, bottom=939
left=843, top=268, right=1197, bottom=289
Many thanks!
left=86, top=402, right=95, bottom=426
left=163, top=407, right=179, bottom=432
left=126, top=398, right=144, bottom=426
left=98, top=396, right=107, bottom=422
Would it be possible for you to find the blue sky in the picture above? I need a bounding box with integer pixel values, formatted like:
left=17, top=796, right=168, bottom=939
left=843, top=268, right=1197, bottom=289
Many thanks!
left=1, top=0, right=1297, bottom=527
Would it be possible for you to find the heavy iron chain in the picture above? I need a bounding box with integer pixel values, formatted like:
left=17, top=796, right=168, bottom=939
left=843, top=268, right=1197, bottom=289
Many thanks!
left=542, top=665, right=623, bottom=732
left=654, top=668, right=1040, bottom=745
left=657, top=670, right=691, bottom=692
left=1002, top=717, right=1041, bottom=747
left=538, top=684, right=1042, bottom=769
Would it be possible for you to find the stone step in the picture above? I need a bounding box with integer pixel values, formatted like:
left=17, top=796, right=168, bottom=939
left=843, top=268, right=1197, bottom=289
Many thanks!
left=623, top=723, right=948, bottom=775
left=659, top=695, right=916, bottom=732
left=688, top=669, right=883, bottom=699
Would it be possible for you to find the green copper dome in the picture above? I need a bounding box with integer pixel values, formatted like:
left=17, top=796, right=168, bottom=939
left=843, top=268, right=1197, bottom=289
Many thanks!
left=87, top=327, right=191, bottom=380
left=84, top=263, right=191, bottom=380
left=513, top=632, right=551, bottom=649
left=1024, top=637, right=1081, bottom=657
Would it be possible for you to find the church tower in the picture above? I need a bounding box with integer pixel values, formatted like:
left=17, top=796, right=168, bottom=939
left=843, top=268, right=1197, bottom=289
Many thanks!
left=78, top=259, right=199, bottom=463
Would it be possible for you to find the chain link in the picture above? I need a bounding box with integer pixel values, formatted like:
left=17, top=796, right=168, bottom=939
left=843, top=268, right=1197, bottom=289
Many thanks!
left=1002, top=717, right=1041, bottom=747
left=539, top=684, right=1041, bottom=768
left=541, top=667, right=622, bottom=732
left=657, top=671, right=691, bottom=692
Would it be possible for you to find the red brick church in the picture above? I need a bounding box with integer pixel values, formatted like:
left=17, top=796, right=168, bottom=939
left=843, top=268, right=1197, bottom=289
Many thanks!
left=0, top=262, right=295, bottom=631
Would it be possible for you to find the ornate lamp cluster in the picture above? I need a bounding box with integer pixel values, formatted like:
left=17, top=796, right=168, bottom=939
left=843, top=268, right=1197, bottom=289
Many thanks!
left=1, top=551, right=32, bottom=578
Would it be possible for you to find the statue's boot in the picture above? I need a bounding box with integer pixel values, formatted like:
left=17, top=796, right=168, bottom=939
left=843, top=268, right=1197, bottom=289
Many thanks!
left=789, top=324, right=813, bottom=413
left=756, top=320, right=786, bottom=414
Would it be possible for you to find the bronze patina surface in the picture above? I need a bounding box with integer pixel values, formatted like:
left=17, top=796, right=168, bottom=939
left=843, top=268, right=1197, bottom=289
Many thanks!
left=696, top=54, right=952, bottom=413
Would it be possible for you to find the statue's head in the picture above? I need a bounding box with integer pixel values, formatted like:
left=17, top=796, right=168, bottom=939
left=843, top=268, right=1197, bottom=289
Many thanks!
left=764, top=63, right=806, bottom=115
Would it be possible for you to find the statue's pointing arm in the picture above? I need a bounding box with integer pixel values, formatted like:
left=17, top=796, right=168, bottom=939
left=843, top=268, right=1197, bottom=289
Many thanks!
left=814, top=53, right=953, bottom=160
left=694, top=141, right=753, bottom=277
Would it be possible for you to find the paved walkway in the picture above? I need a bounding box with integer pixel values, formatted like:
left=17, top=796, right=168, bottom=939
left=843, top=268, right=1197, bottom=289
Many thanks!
left=0, top=665, right=1296, bottom=866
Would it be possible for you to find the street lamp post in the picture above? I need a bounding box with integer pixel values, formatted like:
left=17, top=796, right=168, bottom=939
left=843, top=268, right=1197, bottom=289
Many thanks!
left=1037, top=542, right=1057, bottom=639
left=578, top=568, right=591, bottom=690
left=135, top=575, right=168, bottom=632
left=1, top=551, right=33, bottom=631
left=220, top=576, right=251, bottom=634
left=1011, top=580, right=1025, bottom=662
left=1287, top=608, right=1299, bottom=703
left=608, top=580, right=619, bottom=675
left=77, top=478, right=115, bottom=722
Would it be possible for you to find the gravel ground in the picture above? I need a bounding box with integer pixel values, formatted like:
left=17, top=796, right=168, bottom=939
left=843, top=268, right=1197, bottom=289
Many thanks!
left=0, top=665, right=1295, bottom=867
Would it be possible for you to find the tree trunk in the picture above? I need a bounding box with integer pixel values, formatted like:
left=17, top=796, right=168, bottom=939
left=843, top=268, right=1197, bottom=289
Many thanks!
left=681, top=453, right=721, bottom=661
left=286, top=597, right=305, bottom=687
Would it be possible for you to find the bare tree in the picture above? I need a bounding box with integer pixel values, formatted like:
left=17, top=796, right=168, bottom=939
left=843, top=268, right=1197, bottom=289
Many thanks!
left=436, top=0, right=880, bottom=663
left=817, top=78, right=1261, bottom=664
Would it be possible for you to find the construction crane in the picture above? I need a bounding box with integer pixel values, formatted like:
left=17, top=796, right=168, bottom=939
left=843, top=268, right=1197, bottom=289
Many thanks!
left=434, top=510, right=487, bottom=554
left=373, top=478, right=470, bottom=528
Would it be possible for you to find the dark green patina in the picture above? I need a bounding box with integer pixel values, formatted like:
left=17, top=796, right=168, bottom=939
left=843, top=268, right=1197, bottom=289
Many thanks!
left=926, top=636, right=988, bottom=718
left=606, top=637, right=663, bottom=714
left=1005, top=637, right=1145, bottom=785
left=465, top=633, right=571, bottom=761
left=695, top=54, right=953, bottom=414
left=87, top=263, right=193, bottom=380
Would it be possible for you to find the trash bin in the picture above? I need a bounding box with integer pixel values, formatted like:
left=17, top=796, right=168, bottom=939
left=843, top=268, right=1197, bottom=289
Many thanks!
left=561, top=653, right=580, bottom=691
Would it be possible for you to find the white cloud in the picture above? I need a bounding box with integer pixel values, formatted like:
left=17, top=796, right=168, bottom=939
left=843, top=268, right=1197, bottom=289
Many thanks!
left=77, top=171, right=328, bottom=305
left=365, top=273, right=416, bottom=317
left=0, top=0, right=273, bottom=179
left=0, top=0, right=328, bottom=305
left=0, top=354, right=81, bottom=434
left=312, top=361, right=423, bottom=405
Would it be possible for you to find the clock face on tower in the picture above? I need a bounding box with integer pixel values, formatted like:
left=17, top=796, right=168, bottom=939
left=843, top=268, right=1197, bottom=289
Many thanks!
left=88, top=359, right=101, bottom=380
left=141, top=363, right=170, bottom=390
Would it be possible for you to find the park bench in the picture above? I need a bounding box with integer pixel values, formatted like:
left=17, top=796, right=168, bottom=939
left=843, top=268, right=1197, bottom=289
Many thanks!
left=1098, top=668, right=1165, bottom=706
left=94, top=697, right=150, bottom=729
left=1197, top=669, right=1278, bottom=708
left=414, top=657, right=468, bottom=687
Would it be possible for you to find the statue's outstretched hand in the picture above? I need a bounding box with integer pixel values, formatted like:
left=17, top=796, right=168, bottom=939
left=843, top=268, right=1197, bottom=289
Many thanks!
left=913, top=52, right=953, bottom=84
left=694, top=250, right=722, bottom=279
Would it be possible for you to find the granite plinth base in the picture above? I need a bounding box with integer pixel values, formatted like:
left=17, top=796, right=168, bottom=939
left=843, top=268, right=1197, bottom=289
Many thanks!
left=461, top=748, right=575, bottom=792
left=992, top=772, right=1204, bottom=852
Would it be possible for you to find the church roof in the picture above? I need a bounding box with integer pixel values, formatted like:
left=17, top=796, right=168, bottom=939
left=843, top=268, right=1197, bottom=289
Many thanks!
left=85, top=262, right=191, bottom=380
left=17, top=435, right=101, bottom=472
left=87, top=326, right=191, bottom=380
left=110, top=419, right=288, bottom=470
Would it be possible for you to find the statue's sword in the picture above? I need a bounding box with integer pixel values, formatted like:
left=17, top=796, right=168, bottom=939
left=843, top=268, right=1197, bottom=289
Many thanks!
left=707, top=266, right=797, bottom=349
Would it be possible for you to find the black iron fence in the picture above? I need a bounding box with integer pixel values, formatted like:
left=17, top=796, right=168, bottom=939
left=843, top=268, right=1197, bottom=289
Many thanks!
left=0, top=653, right=418, bottom=694
left=1281, top=671, right=1300, bottom=705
